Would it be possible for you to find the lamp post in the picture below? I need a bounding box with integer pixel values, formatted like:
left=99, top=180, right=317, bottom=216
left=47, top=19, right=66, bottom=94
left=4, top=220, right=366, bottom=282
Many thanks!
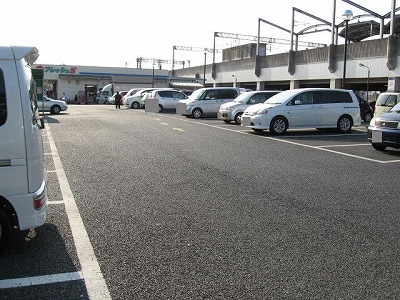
left=152, top=63, right=155, bottom=88
left=359, top=63, right=370, bottom=102
left=232, top=75, right=237, bottom=87
left=203, top=52, right=207, bottom=87
left=342, top=9, right=353, bottom=89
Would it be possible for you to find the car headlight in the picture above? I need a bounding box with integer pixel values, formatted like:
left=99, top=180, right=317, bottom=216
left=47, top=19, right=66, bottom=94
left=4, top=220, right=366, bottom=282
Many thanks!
left=369, top=118, right=376, bottom=126
left=257, top=107, right=271, bottom=115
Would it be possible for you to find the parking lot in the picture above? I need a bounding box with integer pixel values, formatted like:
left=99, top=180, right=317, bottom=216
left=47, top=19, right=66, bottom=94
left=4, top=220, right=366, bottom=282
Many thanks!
left=1, top=105, right=400, bottom=299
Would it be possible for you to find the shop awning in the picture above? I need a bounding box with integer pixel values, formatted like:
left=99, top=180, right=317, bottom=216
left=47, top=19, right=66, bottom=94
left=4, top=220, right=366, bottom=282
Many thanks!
left=58, top=74, right=112, bottom=80
left=169, top=82, right=204, bottom=89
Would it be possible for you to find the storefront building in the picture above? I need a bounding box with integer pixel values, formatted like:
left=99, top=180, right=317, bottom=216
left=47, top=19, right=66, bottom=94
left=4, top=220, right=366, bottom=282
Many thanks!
left=32, top=64, right=169, bottom=103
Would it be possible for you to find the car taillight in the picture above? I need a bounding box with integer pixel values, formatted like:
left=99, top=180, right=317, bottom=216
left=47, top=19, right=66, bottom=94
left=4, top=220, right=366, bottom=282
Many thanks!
left=33, top=186, right=47, bottom=210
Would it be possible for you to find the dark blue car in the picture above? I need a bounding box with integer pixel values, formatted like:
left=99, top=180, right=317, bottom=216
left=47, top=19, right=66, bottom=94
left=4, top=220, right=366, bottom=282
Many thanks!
left=367, top=102, right=400, bottom=151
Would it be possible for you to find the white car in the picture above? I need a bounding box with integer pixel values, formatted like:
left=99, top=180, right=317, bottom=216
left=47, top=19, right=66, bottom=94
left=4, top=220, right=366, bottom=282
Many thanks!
left=218, top=90, right=280, bottom=124
left=143, top=89, right=188, bottom=112
left=125, top=88, right=158, bottom=109
left=37, top=95, right=68, bottom=114
left=241, top=88, right=361, bottom=134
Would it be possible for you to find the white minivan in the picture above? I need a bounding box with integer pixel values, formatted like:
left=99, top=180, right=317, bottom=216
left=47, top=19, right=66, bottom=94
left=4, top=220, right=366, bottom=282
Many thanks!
left=0, top=46, right=47, bottom=251
left=177, top=87, right=243, bottom=118
left=241, top=88, right=361, bottom=134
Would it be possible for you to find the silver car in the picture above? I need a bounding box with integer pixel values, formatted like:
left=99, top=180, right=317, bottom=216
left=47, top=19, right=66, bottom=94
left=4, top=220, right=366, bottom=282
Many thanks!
left=218, top=91, right=280, bottom=124
left=37, top=95, right=68, bottom=114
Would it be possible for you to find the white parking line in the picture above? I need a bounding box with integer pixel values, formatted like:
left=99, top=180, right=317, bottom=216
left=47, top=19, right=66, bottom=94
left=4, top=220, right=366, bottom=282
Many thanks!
left=162, top=114, right=400, bottom=163
left=0, top=272, right=83, bottom=289
left=45, top=125, right=111, bottom=299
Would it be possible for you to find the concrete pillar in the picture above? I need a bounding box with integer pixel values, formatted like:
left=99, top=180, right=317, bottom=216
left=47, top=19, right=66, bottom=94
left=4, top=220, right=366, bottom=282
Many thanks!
left=257, top=81, right=264, bottom=91
left=330, top=79, right=341, bottom=89
left=290, top=80, right=300, bottom=90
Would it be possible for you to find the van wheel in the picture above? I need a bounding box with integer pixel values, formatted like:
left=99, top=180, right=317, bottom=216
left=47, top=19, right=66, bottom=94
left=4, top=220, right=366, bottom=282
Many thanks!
left=158, top=105, right=163, bottom=113
left=50, top=105, right=61, bottom=115
left=192, top=108, right=203, bottom=119
left=131, top=102, right=140, bottom=109
left=270, top=117, right=288, bottom=134
left=0, top=209, right=12, bottom=252
left=372, top=144, right=387, bottom=151
left=363, top=112, right=372, bottom=123
left=234, top=112, right=243, bottom=124
left=337, top=115, right=352, bottom=133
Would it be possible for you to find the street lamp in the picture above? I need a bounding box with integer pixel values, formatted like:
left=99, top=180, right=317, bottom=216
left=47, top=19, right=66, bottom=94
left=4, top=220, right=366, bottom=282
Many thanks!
left=342, top=9, right=353, bottom=89
left=152, top=62, right=155, bottom=88
left=359, top=63, right=370, bottom=102
left=203, top=52, right=207, bottom=87
left=232, top=75, right=237, bottom=87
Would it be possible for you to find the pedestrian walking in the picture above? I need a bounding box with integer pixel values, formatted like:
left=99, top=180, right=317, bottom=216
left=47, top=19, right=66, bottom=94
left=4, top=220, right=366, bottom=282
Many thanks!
left=115, top=91, right=122, bottom=109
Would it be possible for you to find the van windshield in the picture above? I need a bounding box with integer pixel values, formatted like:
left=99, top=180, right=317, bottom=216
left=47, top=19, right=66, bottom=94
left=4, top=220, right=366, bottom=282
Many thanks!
left=265, top=90, right=297, bottom=104
left=188, top=89, right=205, bottom=100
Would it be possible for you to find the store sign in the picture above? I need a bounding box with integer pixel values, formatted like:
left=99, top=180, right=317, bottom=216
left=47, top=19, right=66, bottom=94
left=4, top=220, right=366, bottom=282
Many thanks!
left=36, top=65, right=78, bottom=74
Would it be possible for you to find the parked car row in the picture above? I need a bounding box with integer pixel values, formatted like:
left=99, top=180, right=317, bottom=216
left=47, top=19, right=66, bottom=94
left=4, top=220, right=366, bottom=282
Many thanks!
left=120, top=86, right=400, bottom=152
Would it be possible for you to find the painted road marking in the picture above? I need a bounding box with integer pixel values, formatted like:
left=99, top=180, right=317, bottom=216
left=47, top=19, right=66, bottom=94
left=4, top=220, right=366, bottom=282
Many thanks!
left=45, top=125, right=111, bottom=299
left=0, top=272, right=83, bottom=289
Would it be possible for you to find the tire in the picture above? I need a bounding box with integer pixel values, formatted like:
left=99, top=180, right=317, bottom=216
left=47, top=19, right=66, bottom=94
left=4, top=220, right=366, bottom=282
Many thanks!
left=252, top=129, right=264, bottom=133
left=158, top=105, right=163, bottom=113
left=270, top=116, right=288, bottom=135
left=131, top=102, right=140, bottom=109
left=0, top=209, right=12, bottom=253
left=234, top=112, right=243, bottom=125
left=192, top=108, right=202, bottom=119
left=372, top=144, right=387, bottom=151
left=363, top=112, right=372, bottom=123
left=337, top=115, right=352, bottom=133
left=50, top=105, right=61, bottom=115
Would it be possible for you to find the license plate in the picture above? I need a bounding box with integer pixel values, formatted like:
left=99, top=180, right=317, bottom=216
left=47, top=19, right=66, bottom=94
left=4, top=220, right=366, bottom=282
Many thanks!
left=372, top=130, right=382, bottom=143
left=242, top=116, right=251, bottom=126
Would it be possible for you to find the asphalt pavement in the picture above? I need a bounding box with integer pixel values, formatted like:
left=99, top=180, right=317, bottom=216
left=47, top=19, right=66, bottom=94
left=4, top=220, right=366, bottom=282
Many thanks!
left=1, top=105, right=400, bottom=299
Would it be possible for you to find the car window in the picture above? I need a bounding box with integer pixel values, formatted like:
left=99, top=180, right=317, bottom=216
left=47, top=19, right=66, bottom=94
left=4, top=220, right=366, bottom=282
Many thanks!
left=292, top=92, right=313, bottom=105
left=249, top=93, right=268, bottom=104
left=158, top=91, right=172, bottom=98
left=376, top=94, right=398, bottom=106
left=220, top=89, right=238, bottom=99
left=172, top=91, right=187, bottom=99
left=204, top=90, right=219, bottom=100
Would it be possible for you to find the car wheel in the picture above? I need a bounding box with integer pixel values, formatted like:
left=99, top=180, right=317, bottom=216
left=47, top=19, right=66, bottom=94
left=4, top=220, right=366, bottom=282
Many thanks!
left=0, top=209, right=12, bottom=252
left=234, top=112, right=243, bottom=125
left=270, top=116, right=288, bottom=134
left=131, top=102, right=140, bottom=109
left=337, top=115, right=352, bottom=133
left=192, top=108, right=202, bottom=119
left=372, top=144, right=387, bottom=151
left=158, top=105, right=163, bottom=113
left=252, top=129, right=264, bottom=133
left=50, top=105, right=61, bottom=114
left=363, top=112, right=372, bottom=123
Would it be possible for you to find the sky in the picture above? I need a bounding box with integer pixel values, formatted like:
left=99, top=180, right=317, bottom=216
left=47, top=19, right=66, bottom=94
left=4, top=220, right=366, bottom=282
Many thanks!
left=2, top=0, right=396, bottom=69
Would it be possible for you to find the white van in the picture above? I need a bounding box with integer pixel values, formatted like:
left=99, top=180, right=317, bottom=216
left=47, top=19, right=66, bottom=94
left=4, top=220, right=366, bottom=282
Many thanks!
left=177, top=87, right=243, bottom=118
left=241, top=88, right=361, bottom=134
left=0, top=46, right=47, bottom=251
left=373, top=92, right=400, bottom=117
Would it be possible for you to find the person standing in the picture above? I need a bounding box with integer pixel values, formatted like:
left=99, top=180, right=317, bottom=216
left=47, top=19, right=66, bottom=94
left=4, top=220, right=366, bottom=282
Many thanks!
left=115, top=91, right=122, bottom=109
